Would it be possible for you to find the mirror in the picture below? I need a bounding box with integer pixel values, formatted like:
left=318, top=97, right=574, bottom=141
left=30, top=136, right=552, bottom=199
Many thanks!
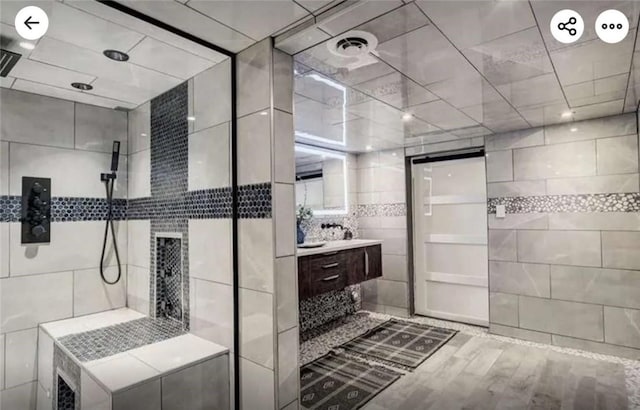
left=295, top=144, right=348, bottom=215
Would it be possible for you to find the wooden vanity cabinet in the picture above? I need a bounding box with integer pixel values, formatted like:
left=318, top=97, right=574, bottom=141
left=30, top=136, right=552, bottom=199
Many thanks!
left=298, top=244, right=382, bottom=300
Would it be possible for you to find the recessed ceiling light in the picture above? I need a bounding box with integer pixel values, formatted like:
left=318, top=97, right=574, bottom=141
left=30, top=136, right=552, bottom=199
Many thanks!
left=365, top=145, right=373, bottom=151
left=561, top=111, right=574, bottom=118
left=141, top=133, right=148, bottom=137
left=71, top=82, right=93, bottom=91
left=570, top=127, right=578, bottom=132
left=103, top=49, right=129, bottom=62
left=19, top=42, right=35, bottom=50
left=402, top=113, right=413, bottom=121
left=187, top=116, right=196, bottom=121
left=259, top=111, right=268, bottom=116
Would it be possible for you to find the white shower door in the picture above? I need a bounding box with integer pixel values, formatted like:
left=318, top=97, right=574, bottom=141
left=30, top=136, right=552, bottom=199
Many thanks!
left=412, top=155, right=488, bottom=326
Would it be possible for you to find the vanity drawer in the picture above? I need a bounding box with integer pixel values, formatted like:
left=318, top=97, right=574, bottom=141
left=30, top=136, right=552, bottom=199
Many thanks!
left=310, top=265, right=347, bottom=296
left=308, top=251, right=346, bottom=278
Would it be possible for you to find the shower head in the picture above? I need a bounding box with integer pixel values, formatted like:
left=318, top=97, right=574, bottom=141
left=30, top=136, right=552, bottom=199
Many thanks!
left=111, top=141, right=120, bottom=173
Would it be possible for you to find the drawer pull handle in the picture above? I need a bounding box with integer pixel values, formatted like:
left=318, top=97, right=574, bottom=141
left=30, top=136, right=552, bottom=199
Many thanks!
left=322, top=251, right=339, bottom=256
left=322, top=263, right=339, bottom=269
left=365, top=249, right=369, bottom=278
left=322, top=274, right=340, bottom=281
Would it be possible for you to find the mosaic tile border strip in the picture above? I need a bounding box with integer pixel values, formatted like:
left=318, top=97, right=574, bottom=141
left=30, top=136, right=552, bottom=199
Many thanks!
left=488, top=193, right=640, bottom=214
left=0, top=195, right=127, bottom=222
left=357, top=203, right=407, bottom=218
left=58, top=316, right=185, bottom=362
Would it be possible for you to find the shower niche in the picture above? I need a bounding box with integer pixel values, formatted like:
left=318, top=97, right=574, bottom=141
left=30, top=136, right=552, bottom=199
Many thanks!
left=155, top=233, right=184, bottom=323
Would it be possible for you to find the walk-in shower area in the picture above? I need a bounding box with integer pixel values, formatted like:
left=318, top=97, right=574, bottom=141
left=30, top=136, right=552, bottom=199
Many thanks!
left=0, top=1, right=235, bottom=408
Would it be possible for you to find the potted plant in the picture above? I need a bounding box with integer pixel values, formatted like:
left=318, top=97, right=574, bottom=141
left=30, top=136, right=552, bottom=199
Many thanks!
left=296, top=205, right=313, bottom=244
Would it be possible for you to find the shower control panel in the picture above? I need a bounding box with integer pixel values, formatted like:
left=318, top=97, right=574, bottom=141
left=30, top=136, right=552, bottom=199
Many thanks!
left=21, top=176, right=51, bottom=244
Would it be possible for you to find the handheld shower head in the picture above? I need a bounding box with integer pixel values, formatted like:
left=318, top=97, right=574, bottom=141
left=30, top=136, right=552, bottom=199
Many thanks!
left=110, top=141, right=121, bottom=173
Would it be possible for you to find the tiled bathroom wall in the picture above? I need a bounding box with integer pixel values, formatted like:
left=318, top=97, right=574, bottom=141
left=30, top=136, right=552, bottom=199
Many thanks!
left=235, top=39, right=298, bottom=410
left=357, top=148, right=410, bottom=317
left=0, top=88, right=128, bottom=408
left=486, top=112, right=640, bottom=359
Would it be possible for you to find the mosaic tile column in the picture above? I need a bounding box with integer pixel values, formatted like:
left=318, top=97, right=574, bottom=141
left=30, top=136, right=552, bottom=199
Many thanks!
left=236, top=38, right=298, bottom=410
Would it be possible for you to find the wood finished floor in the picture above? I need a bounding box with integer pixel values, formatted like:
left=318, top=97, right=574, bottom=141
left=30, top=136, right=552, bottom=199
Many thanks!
left=363, top=332, right=629, bottom=410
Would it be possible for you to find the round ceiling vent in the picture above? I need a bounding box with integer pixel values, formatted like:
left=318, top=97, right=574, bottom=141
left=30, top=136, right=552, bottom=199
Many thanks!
left=328, top=30, right=378, bottom=59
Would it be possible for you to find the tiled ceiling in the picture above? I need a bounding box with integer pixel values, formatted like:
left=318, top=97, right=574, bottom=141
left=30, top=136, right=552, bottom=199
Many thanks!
left=0, top=0, right=230, bottom=109
left=288, top=0, right=640, bottom=153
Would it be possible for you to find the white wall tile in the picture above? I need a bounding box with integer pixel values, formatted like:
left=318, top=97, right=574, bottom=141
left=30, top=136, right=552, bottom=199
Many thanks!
left=275, top=184, right=295, bottom=257
left=128, top=102, right=150, bottom=154
left=238, top=111, right=271, bottom=185
left=0, top=141, right=8, bottom=195
left=0, top=334, right=4, bottom=389
left=485, top=128, right=544, bottom=151
left=486, top=150, right=513, bottom=182
left=0, top=88, right=74, bottom=148
left=0, top=223, right=8, bottom=278
left=276, top=256, right=297, bottom=333
left=127, top=220, right=150, bottom=269
left=10, top=221, right=127, bottom=276
left=517, top=230, right=601, bottom=267
left=273, top=50, right=293, bottom=114
left=5, top=328, right=37, bottom=388
left=240, top=358, right=275, bottom=410
left=513, top=140, right=596, bottom=180
left=112, top=379, right=161, bottom=410
left=74, top=103, right=128, bottom=154
left=274, top=110, right=294, bottom=184
left=240, top=288, right=274, bottom=368
left=237, top=40, right=271, bottom=118
left=36, top=381, right=51, bottom=410
left=278, top=327, right=298, bottom=408
left=602, top=231, right=640, bottom=270
left=381, top=254, right=408, bottom=282
left=190, top=279, right=234, bottom=350
left=487, top=180, right=546, bottom=198
left=127, top=265, right=150, bottom=316
left=128, top=149, right=151, bottom=199
left=546, top=174, right=639, bottom=195
left=37, top=329, right=54, bottom=395
left=161, top=356, right=229, bottom=410
left=189, top=219, right=232, bottom=285
left=548, top=212, right=640, bottom=231
left=239, top=219, right=274, bottom=293
left=544, top=113, right=635, bottom=145
left=0, top=381, right=37, bottom=410
left=9, top=143, right=128, bottom=198
left=80, top=369, right=111, bottom=410
left=194, top=59, right=232, bottom=132
left=596, top=134, right=638, bottom=175
left=0, top=271, right=73, bottom=333
left=188, top=122, right=230, bottom=191
left=73, top=266, right=127, bottom=316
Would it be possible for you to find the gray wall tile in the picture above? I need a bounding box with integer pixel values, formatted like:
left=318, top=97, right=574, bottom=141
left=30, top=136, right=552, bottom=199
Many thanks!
left=237, top=39, right=271, bottom=118
left=551, top=265, right=640, bottom=310
left=544, top=113, right=635, bottom=145
left=489, top=292, right=518, bottom=326
left=513, top=140, right=596, bottom=180
left=548, top=212, right=640, bottom=231
left=488, top=230, right=517, bottom=261
left=517, top=230, right=601, bottom=267
left=602, top=231, right=640, bottom=270
left=552, top=334, right=640, bottom=360
left=489, top=261, right=550, bottom=297
left=519, top=296, right=604, bottom=341
left=596, top=134, right=638, bottom=175
left=604, top=306, right=640, bottom=349
left=486, top=150, right=513, bottom=182
left=489, top=323, right=551, bottom=344
left=546, top=174, right=639, bottom=195
left=487, top=180, right=546, bottom=198
left=488, top=214, right=548, bottom=230
left=485, top=128, right=544, bottom=152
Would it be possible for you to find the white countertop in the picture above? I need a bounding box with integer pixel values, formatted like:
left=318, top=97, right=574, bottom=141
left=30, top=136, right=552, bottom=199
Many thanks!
left=296, top=239, right=382, bottom=257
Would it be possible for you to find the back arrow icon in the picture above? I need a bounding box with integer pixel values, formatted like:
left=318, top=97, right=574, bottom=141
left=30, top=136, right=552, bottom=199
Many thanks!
left=24, top=16, right=39, bottom=30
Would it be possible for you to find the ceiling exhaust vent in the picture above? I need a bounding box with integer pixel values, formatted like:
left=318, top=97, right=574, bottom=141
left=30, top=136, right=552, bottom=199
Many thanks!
left=328, top=30, right=378, bottom=59
left=0, top=49, right=21, bottom=78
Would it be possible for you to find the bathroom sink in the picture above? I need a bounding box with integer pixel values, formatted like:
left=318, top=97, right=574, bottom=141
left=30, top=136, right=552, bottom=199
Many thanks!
left=297, top=241, right=326, bottom=249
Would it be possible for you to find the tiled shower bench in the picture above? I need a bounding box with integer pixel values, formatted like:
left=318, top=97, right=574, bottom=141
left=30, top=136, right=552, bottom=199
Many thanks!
left=37, top=308, right=229, bottom=410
